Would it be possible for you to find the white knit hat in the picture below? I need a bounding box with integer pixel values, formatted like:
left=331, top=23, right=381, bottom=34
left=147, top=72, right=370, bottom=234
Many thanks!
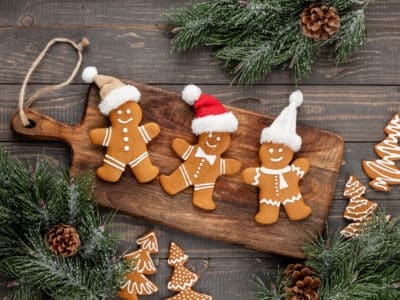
left=260, top=90, right=304, bottom=152
left=82, top=66, right=141, bottom=116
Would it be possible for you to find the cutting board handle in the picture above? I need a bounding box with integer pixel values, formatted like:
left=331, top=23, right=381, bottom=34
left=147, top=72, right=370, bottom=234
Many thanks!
left=11, top=108, right=73, bottom=143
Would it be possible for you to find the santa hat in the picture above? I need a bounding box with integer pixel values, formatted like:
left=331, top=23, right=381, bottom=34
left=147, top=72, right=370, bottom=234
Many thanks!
left=181, top=84, right=238, bottom=135
left=81, top=66, right=141, bottom=116
left=260, top=90, right=304, bottom=152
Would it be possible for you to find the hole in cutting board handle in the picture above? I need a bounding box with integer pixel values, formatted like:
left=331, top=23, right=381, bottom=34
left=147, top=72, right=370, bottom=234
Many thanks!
left=26, top=119, right=36, bottom=128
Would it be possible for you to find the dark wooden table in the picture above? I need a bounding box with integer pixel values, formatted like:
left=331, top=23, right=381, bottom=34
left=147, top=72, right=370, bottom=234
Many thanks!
left=1, top=1, right=399, bottom=299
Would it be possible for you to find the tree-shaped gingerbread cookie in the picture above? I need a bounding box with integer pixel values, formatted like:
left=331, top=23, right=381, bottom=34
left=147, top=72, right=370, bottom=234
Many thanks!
left=118, top=231, right=159, bottom=300
left=160, top=85, right=240, bottom=210
left=242, top=91, right=312, bottom=224
left=166, top=242, right=212, bottom=300
left=340, top=176, right=378, bottom=238
left=82, top=67, right=160, bottom=183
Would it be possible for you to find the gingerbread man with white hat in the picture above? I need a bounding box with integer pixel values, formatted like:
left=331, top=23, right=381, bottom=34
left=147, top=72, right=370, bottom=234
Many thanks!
left=242, top=90, right=312, bottom=224
left=160, top=85, right=241, bottom=210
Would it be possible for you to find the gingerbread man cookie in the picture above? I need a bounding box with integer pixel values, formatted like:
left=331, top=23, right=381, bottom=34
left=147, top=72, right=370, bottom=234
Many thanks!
left=166, top=242, right=212, bottom=300
left=82, top=67, right=160, bottom=183
left=160, top=85, right=241, bottom=210
left=362, top=114, right=400, bottom=191
left=242, top=91, right=312, bottom=224
left=340, top=176, right=378, bottom=238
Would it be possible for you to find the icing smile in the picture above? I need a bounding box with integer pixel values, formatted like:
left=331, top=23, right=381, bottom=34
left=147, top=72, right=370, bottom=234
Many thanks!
left=270, top=156, right=283, bottom=162
left=117, top=118, right=133, bottom=124
left=205, top=140, right=217, bottom=148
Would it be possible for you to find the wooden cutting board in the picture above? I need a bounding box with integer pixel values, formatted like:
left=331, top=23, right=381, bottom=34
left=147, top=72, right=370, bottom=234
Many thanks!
left=11, top=81, right=344, bottom=258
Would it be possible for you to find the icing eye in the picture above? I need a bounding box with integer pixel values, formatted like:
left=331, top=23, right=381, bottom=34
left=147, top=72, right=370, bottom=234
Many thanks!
left=269, top=148, right=274, bottom=153
left=117, top=110, right=122, bottom=115
left=278, top=147, right=283, bottom=153
left=208, top=132, right=213, bottom=138
left=126, top=109, right=131, bottom=114
left=216, top=136, right=221, bottom=141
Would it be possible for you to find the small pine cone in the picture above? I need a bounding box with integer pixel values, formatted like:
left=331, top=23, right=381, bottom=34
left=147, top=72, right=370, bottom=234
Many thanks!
left=47, top=224, right=80, bottom=257
left=300, top=3, right=340, bottom=40
left=283, top=263, right=320, bottom=300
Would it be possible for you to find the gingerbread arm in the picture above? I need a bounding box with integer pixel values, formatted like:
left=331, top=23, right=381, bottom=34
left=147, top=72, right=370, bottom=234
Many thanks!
left=291, top=158, right=310, bottom=178
left=171, top=138, right=195, bottom=160
left=220, top=158, right=241, bottom=175
left=139, top=122, right=160, bottom=144
left=242, top=167, right=261, bottom=186
left=89, top=127, right=111, bottom=146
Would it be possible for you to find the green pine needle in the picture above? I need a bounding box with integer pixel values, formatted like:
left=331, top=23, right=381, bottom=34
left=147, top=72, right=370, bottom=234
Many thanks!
left=0, top=149, right=128, bottom=299
left=164, top=0, right=374, bottom=84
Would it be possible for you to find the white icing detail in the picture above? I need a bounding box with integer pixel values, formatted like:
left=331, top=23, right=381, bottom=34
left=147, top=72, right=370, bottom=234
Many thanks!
left=194, top=183, right=215, bottom=191
left=282, top=193, right=302, bottom=205
left=129, top=152, right=149, bottom=168
left=103, top=159, right=125, bottom=171
left=252, top=168, right=261, bottom=185
left=126, top=109, right=131, bottom=114
left=278, top=147, right=283, bottom=153
left=216, top=136, right=221, bottom=141
left=105, top=154, right=125, bottom=167
left=195, top=147, right=216, bottom=165
left=182, top=145, right=194, bottom=161
left=102, top=127, right=112, bottom=146
left=205, top=139, right=217, bottom=148
left=117, top=110, right=122, bottom=115
left=194, top=174, right=198, bottom=178
left=220, top=159, right=226, bottom=175
left=121, top=273, right=158, bottom=295
left=117, top=117, right=133, bottom=124
left=123, top=137, right=129, bottom=142
left=179, top=165, right=192, bottom=186
left=168, top=254, right=189, bottom=265
left=122, top=127, right=128, bottom=133
left=260, top=199, right=280, bottom=207
left=260, top=166, right=291, bottom=189
left=138, top=125, right=151, bottom=144
left=270, top=156, right=283, bottom=162
left=269, top=148, right=273, bottom=153
left=291, top=165, right=305, bottom=178
left=124, top=145, right=130, bottom=152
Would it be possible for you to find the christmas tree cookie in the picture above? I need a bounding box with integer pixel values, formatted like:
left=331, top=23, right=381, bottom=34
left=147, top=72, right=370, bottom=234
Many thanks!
left=166, top=242, right=212, bottom=300
left=82, top=67, right=160, bottom=183
left=118, top=231, right=159, bottom=300
left=362, top=114, right=400, bottom=191
left=340, top=176, right=378, bottom=238
left=160, top=85, right=241, bottom=210
left=242, top=90, right=312, bottom=224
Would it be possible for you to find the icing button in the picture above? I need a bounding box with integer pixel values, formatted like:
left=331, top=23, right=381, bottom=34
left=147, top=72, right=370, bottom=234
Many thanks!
left=194, top=174, right=198, bottom=178
left=124, top=146, right=129, bottom=152
left=122, top=128, right=128, bottom=133
left=123, top=137, right=129, bottom=142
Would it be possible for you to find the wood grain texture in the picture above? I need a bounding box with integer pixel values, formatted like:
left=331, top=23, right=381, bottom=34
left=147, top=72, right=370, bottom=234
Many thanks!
left=1, top=28, right=400, bottom=85
left=11, top=82, right=343, bottom=258
left=2, top=84, right=400, bottom=142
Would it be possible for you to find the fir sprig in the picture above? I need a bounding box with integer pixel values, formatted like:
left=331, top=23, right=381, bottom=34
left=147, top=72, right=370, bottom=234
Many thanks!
left=0, top=150, right=128, bottom=299
left=165, top=0, right=374, bottom=84
left=253, top=214, right=400, bottom=300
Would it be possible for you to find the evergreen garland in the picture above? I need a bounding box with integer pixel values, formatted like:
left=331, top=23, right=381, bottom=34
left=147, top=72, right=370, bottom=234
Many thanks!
left=0, top=150, right=128, bottom=300
left=253, top=213, right=400, bottom=299
left=164, top=0, right=374, bottom=84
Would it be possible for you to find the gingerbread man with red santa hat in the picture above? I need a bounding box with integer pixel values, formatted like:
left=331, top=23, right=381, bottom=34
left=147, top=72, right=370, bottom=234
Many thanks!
left=242, top=90, right=312, bottom=224
left=160, top=85, right=241, bottom=210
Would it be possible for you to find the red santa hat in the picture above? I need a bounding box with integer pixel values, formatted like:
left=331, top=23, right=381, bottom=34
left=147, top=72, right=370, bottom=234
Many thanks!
left=181, top=84, right=238, bottom=135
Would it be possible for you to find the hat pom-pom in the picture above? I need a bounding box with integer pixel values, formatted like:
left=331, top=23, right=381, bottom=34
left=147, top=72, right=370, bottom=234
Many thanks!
left=82, top=66, right=98, bottom=83
left=182, top=84, right=201, bottom=105
left=289, top=90, right=303, bottom=108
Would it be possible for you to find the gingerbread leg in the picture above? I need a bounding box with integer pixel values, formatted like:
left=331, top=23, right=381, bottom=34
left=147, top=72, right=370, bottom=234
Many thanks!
left=192, top=184, right=216, bottom=210
left=283, top=196, right=312, bottom=221
left=160, top=165, right=190, bottom=195
left=255, top=202, right=280, bottom=224
left=96, top=163, right=124, bottom=183
left=129, top=152, right=159, bottom=183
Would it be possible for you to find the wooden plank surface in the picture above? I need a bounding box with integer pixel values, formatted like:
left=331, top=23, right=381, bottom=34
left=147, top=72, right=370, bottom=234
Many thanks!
left=1, top=0, right=399, bottom=298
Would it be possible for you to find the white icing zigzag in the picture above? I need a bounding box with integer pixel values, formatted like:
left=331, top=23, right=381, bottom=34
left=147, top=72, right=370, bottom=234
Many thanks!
left=252, top=167, right=261, bottom=185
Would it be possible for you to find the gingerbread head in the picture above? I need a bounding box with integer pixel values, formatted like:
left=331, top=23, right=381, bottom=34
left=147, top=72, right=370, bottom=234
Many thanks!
left=83, top=67, right=160, bottom=183
left=242, top=90, right=312, bottom=224
left=160, top=85, right=241, bottom=210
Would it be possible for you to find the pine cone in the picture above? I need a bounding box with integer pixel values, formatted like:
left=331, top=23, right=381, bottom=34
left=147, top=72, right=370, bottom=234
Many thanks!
left=300, top=3, right=340, bottom=40
left=283, top=263, right=320, bottom=300
left=47, top=224, right=80, bottom=257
